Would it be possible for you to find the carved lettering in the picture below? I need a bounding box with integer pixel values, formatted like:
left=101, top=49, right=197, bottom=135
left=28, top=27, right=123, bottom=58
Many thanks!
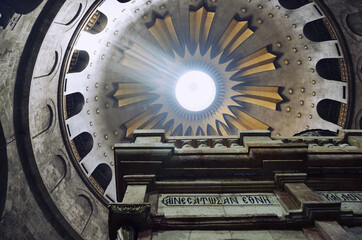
left=318, top=192, right=362, bottom=202
left=161, top=195, right=275, bottom=206
left=230, top=197, right=239, bottom=204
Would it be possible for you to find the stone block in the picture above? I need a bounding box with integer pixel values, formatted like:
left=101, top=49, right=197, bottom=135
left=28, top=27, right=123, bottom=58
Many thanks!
left=315, top=221, right=352, bottom=240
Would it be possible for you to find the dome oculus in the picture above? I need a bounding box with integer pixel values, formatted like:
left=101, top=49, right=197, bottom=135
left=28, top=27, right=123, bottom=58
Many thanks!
left=175, top=71, right=216, bottom=112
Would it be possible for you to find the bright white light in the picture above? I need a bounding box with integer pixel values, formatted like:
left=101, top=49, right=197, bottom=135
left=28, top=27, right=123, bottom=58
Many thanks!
left=175, top=71, right=216, bottom=112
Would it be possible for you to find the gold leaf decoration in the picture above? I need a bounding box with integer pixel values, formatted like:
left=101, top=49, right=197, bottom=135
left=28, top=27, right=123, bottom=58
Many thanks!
left=113, top=6, right=283, bottom=137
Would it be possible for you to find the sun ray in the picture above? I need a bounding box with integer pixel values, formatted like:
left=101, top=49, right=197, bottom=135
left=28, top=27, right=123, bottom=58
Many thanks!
left=149, top=17, right=175, bottom=57
left=114, top=83, right=152, bottom=97
left=140, top=113, right=166, bottom=130
left=117, top=94, right=158, bottom=108
left=124, top=105, right=161, bottom=137
left=114, top=7, right=281, bottom=137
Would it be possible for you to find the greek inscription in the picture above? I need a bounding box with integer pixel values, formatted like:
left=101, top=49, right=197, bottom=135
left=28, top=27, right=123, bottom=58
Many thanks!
left=319, top=192, right=362, bottom=202
left=161, top=195, right=274, bottom=206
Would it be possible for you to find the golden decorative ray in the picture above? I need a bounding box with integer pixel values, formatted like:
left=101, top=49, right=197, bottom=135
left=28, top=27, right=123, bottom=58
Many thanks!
left=229, top=47, right=277, bottom=78
left=114, top=6, right=283, bottom=137
left=213, top=19, right=254, bottom=57
left=149, top=14, right=182, bottom=56
left=189, top=7, right=215, bottom=53
left=233, top=86, right=283, bottom=110
left=124, top=105, right=161, bottom=137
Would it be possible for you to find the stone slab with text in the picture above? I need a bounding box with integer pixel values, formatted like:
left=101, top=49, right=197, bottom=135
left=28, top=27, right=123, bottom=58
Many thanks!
left=317, top=192, right=362, bottom=213
left=157, top=193, right=286, bottom=217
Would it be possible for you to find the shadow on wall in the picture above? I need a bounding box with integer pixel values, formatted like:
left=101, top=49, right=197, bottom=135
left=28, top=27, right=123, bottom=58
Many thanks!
left=1, top=0, right=43, bottom=14
left=0, top=121, right=8, bottom=219
left=0, top=0, right=44, bottom=28
left=278, top=0, right=310, bottom=10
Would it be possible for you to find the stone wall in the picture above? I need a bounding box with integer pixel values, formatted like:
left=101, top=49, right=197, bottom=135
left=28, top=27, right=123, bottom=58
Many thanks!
left=0, top=0, right=108, bottom=239
left=0, top=0, right=361, bottom=239
left=0, top=2, right=65, bottom=238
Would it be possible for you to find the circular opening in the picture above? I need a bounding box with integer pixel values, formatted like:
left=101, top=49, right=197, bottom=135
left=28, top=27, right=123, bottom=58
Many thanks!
left=175, top=71, right=216, bottom=112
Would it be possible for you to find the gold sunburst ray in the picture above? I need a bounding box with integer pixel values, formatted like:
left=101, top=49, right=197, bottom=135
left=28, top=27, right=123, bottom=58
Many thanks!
left=115, top=5, right=283, bottom=137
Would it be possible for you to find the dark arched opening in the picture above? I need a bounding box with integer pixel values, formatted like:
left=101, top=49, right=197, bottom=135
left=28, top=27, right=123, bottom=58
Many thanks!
left=68, top=50, right=89, bottom=73
left=303, top=18, right=333, bottom=42
left=317, top=99, right=342, bottom=125
left=84, top=10, right=108, bottom=35
left=90, top=164, right=112, bottom=193
left=278, top=0, right=311, bottom=10
left=65, top=92, right=85, bottom=119
left=294, top=129, right=338, bottom=137
left=72, top=132, right=93, bottom=160
left=316, top=58, right=342, bottom=81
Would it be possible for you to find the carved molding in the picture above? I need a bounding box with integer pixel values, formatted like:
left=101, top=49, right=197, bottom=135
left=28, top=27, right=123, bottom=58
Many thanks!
left=109, top=204, right=150, bottom=215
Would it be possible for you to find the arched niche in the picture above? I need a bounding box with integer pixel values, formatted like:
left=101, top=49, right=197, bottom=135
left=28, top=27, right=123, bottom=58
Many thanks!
left=84, top=10, right=108, bottom=35
left=346, top=11, right=362, bottom=36
left=74, top=194, right=93, bottom=234
left=72, top=132, right=93, bottom=161
left=316, top=59, right=342, bottom=81
left=317, top=99, right=343, bottom=125
left=45, top=155, right=67, bottom=193
left=90, top=164, right=112, bottom=193
left=278, top=0, right=311, bottom=10
left=32, top=103, right=53, bottom=138
left=65, top=92, right=85, bottom=119
left=303, top=19, right=333, bottom=42
left=68, top=50, right=89, bottom=73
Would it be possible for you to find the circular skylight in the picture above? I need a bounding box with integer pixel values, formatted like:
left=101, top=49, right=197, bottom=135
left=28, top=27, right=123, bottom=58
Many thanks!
left=175, top=71, right=216, bottom=112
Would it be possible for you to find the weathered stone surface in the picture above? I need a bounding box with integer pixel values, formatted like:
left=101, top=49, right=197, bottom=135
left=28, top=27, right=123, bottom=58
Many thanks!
left=315, top=221, right=352, bottom=240
left=317, top=192, right=362, bottom=213
left=152, top=230, right=308, bottom=240
left=285, top=183, right=323, bottom=207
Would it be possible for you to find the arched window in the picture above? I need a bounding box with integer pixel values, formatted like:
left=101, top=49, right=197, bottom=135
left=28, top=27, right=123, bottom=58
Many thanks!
left=68, top=50, right=89, bottom=73
left=65, top=92, right=84, bottom=119
left=90, top=164, right=112, bottom=193
left=304, top=19, right=333, bottom=42
left=278, top=0, right=310, bottom=10
left=72, top=132, right=93, bottom=160
left=316, top=59, right=342, bottom=81
left=317, top=99, right=342, bottom=125
left=84, top=10, right=108, bottom=35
